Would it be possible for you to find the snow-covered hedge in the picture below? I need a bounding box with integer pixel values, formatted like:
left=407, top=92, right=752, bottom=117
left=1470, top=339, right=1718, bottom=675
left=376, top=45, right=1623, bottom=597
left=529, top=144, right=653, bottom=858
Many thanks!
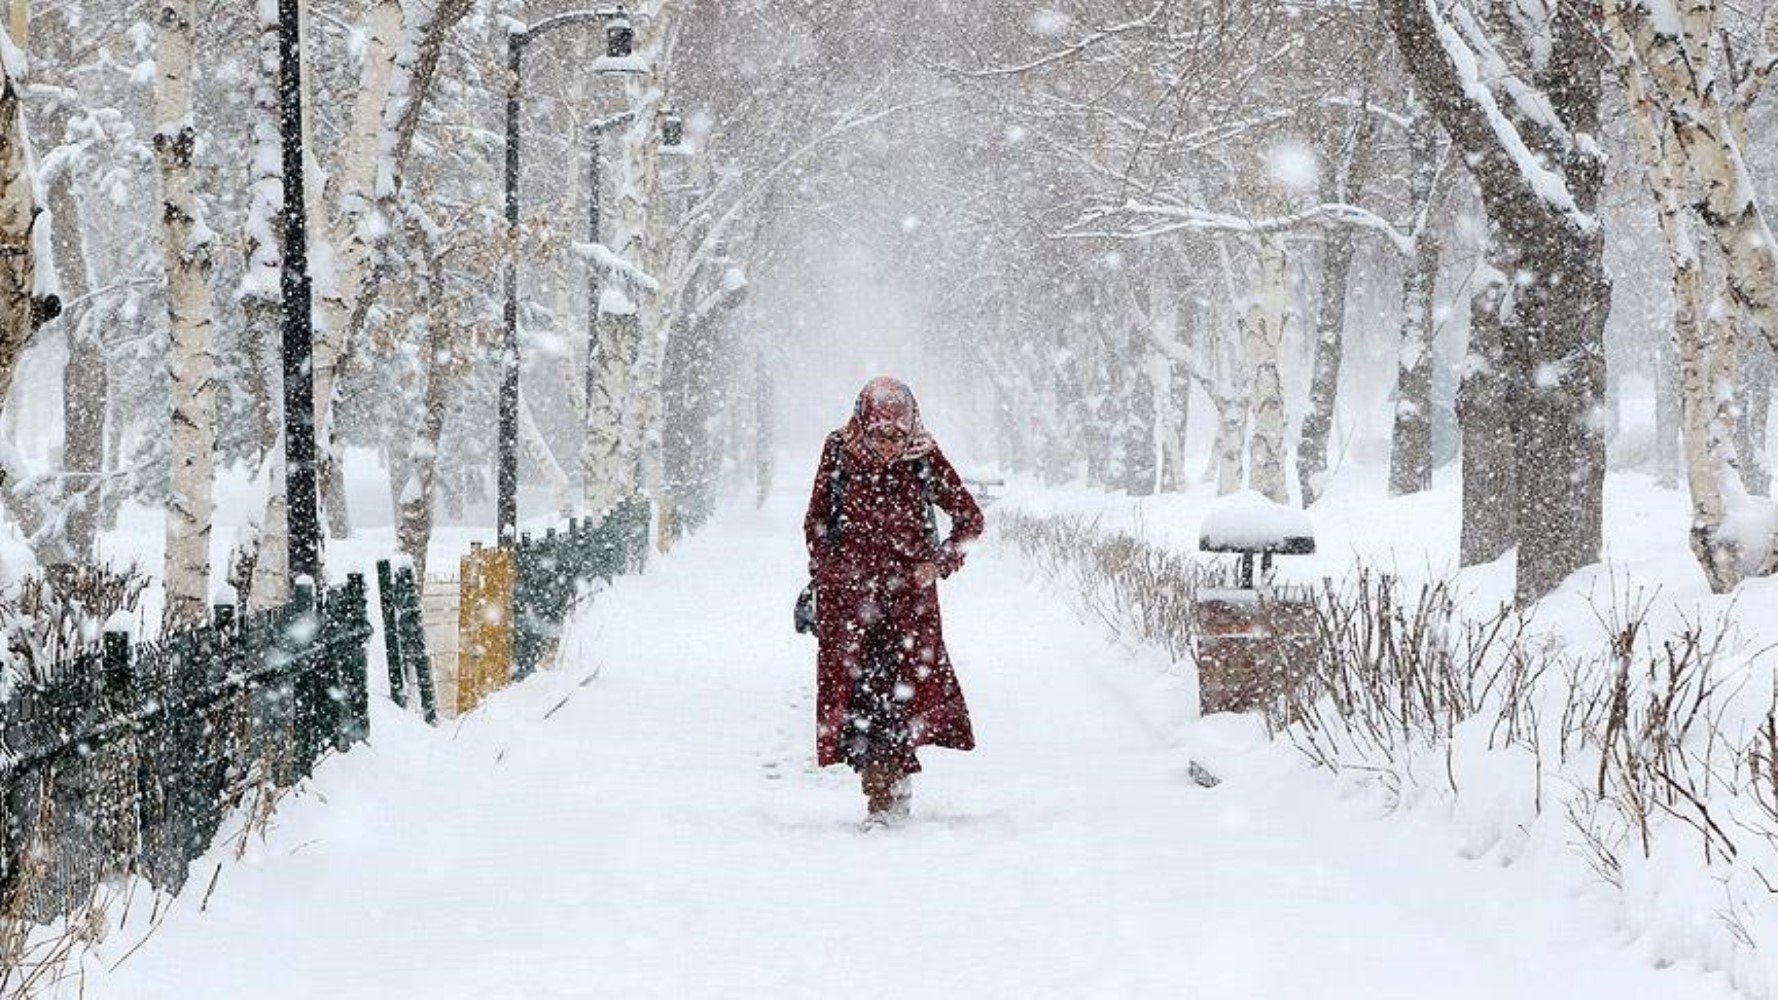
left=1000, top=509, right=1778, bottom=997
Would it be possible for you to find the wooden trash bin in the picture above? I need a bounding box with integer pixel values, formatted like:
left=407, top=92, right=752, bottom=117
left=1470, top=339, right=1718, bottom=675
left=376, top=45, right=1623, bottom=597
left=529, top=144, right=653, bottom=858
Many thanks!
left=1193, top=492, right=1317, bottom=715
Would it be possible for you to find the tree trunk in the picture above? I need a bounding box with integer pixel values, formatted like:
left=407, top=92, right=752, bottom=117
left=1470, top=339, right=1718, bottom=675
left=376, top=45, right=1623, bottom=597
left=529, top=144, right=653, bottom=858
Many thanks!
left=1621, top=0, right=1778, bottom=364
left=1297, top=103, right=1373, bottom=506
left=1654, top=333, right=1681, bottom=488
left=1458, top=273, right=1517, bottom=566
left=1388, top=110, right=1445, bottom=497
left=0, top=37, right=47, bottom=420
left=45, top=113, right=103, bottom=561
left=155, top=0, right=219, bottom=625
left=1384, top=0, right=1608, bottom=604
left=1298, top=228, right=1353, bottom=506
left=584, top=308, right=641, bottom=516
left=1609, top=0, right=1750, bottom=589
left=305, top=0, right=401, bottom=542
left=1737, top=332, right=1772, bottom=497
left=1161, top=356, right=1190, bottom=493
left=1247, top=238, right=1290, bottom=504
left=243, top=0, right=286, bottom=605
left=587, top=4, right=671, bottom=515
left=1207, top=246, right=1248, bottom=494
left=248, top=450, right=290, bottom=611
left=1123, top=342, right=1159, bottom=496
left=396, top=303, right=452, bottom=585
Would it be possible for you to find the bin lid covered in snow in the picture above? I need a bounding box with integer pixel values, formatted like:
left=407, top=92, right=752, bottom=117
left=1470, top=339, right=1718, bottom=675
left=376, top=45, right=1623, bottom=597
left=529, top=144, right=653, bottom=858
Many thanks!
left=1198, top=491, right=1316, bottom=555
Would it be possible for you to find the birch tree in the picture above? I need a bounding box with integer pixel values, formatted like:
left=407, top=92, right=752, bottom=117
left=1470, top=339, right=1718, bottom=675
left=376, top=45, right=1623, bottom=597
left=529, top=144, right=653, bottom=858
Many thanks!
left=1246, top=236, right=1290, bottom=503
left=0, top=23, right=51, bottom=422
left=584, top=3, right=675, bottom=518
left=153, top=0, right=217, bottom=624
left=1298, top=99, right=1377, bottom=505
left=1607, top=0, right=1778, bottom=588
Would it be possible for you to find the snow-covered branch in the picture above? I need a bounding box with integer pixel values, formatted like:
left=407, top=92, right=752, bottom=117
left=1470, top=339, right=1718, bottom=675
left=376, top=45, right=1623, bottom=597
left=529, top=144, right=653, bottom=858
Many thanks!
left=943, top=3, right=1167, bottom=78
left=1068, top=200, right=1414, bottom=255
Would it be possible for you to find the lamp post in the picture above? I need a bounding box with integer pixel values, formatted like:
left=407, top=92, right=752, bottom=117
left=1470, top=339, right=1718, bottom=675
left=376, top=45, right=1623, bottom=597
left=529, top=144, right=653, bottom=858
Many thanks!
left=278, top=0, right=321, bottom=585
left=500, top=6, right=644, bottom=546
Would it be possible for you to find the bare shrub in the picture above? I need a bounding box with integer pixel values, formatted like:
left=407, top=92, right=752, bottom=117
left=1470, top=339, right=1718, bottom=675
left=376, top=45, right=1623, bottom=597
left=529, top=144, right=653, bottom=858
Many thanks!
left=0, top=562, right=148, bottom=684
left=1000, top=506, right=1775, bottom=964
left=998, top=509, right=1204, bottom=662
left=1268, top=569, right=1536, bottom=792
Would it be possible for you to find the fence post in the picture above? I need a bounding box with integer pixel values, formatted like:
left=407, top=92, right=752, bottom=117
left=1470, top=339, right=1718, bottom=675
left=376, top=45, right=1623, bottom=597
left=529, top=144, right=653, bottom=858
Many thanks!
left=98, top=630, right=140, bottom=890
left=331, top=574, right=372, bottom=749
left=208, top=603, right=246, bottom=826
left=102, top=630, right=132, bottom=700
left=375, top=559, right=408, bottom=708
left=395, top=567, right=439, bottom=725
left=514, top=532, right=539, bottom=680
left=289, top=580, right=321, bottom=779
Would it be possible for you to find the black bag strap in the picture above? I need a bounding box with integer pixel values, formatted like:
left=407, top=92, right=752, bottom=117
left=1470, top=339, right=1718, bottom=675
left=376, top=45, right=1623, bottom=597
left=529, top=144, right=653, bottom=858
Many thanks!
left=917, top=458, right=940, bottom=549
left=824, top=435, right=847, bottom=554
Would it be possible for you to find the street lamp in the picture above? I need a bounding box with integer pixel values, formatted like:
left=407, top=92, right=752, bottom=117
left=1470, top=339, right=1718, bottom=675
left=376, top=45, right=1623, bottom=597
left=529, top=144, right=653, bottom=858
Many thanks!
left=500, top=7, right=646, bottom=546
left=277, top=0, right=321, bottom=586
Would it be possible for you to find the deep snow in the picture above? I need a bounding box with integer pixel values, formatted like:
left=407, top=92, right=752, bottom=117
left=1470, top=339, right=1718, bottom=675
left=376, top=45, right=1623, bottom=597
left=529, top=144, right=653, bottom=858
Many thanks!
left=72, top=479, right=1737, bottom=999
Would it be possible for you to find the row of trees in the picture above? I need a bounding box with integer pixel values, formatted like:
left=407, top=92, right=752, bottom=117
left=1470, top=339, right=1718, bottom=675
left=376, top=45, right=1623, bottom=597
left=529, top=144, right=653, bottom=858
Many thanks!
left=0, top=0, right=1773, bottom=618
left=0, top=1, right=926, bottom=625
left=731, top=0, right=1777, bottom=604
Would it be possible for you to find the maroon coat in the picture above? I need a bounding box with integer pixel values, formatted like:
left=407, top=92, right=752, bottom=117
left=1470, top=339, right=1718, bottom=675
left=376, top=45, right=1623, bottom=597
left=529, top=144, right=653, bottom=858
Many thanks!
left=804, top=431, right=985, bottom=768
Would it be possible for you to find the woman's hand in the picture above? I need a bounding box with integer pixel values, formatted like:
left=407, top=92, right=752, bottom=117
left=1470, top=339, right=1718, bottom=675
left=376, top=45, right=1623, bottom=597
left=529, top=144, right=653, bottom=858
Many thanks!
left=912, top=562, right=939, bottom=588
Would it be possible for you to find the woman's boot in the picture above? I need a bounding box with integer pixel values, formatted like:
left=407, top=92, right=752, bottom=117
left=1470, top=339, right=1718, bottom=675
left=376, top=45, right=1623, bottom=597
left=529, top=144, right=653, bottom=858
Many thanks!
left=860, top=766, right=895, bottom=823
left=888, top=775, right=912, bottom=822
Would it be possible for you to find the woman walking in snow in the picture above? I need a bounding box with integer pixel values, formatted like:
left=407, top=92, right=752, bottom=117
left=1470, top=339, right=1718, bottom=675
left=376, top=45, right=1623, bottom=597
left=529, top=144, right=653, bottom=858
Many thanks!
left=804, top=377, right=985, bottom=827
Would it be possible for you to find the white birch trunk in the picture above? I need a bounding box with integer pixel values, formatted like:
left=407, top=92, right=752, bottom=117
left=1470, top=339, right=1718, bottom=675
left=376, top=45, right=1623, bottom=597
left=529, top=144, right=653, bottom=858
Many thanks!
left=250, top=450, right=290, bottom=611
left=1208, top=333, right=1247, bottom=495
left=1622, top=1, right=1778, bottom=361
left=0, top=26, right=45, bottom=418
left=242, top=0, right=286, bottom=603
left=1247, top=237, right=1290, bottom=504
left=308, top=0, right=401, bottom=540
left=155, top=0, right=218, bottom=625
left=585, top=2, right=673, bottom=515
left=1611, top=0, right=1764, bottom=587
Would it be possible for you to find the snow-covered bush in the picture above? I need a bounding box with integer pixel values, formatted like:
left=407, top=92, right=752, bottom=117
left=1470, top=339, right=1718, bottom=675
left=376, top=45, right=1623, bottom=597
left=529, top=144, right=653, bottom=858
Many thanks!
left=0, top=562, right=147, bottom=687
left=999, top=509, right=1205, bottom=663
left=1004, top=509, right=1778, bottom=996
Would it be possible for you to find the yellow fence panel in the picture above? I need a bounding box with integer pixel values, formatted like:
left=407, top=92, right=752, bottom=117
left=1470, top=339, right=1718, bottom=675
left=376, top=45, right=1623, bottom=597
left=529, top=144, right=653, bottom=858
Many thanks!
left=458, top=543, right=516, bottom=716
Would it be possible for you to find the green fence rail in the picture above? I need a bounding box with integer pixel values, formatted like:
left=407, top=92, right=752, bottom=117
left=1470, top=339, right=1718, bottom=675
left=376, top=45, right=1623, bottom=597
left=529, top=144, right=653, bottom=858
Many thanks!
left=514, top=496, right=651, bottom=678
left=0, top=575, right=373, bottom=922
left=0, top=491, right=685, bottom=928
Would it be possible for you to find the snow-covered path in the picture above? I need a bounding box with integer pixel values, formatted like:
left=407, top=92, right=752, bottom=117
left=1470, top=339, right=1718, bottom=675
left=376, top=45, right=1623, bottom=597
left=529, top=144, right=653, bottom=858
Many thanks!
left=84, top=492, right=1735, bottom=998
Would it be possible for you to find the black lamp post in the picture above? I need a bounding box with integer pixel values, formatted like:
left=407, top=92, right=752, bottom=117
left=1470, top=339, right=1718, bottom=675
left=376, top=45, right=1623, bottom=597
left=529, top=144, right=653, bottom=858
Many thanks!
left=500, top=6, right=644, bottom=546
left=278, top=0, right=321, bottom=585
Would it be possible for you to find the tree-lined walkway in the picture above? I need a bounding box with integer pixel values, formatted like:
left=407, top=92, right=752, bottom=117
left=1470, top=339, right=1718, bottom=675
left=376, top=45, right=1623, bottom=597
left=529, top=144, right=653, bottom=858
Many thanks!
left=83, top=487, right=1733, bottom=998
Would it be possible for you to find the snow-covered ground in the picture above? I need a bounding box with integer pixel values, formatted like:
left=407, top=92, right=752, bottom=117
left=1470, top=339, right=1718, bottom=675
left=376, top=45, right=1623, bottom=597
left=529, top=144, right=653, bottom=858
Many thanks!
left=73, top=475, right=1738, bottom=998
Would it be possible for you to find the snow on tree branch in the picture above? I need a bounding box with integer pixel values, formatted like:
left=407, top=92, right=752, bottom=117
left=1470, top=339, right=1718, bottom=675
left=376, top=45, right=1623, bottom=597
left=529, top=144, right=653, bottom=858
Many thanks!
left=1068, top=200, right=1415, bottom=256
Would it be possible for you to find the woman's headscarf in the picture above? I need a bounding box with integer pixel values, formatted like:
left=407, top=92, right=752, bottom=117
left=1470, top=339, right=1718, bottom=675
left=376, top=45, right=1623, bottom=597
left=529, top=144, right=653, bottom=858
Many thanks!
left=841, top=376, right=937, bottom=467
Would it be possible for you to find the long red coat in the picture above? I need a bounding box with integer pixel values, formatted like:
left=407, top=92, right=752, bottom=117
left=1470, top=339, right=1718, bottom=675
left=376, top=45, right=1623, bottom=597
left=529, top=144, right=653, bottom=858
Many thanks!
left=804, top=431, right=985, bottom=769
